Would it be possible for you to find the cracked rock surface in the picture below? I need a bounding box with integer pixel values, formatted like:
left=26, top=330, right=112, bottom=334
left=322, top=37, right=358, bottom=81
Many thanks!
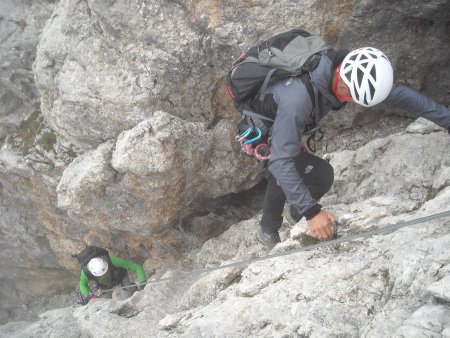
left=1, top=0, right=450, bottom=332
left=2, top=119, right=449, bottom=337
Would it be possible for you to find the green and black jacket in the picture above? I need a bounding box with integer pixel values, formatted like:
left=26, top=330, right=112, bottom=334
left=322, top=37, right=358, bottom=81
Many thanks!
left=79, top=255, right=146, bottom=296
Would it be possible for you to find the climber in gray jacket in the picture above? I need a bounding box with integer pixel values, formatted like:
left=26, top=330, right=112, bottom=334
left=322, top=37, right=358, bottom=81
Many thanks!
left=257, top=47, right=450, bottom=249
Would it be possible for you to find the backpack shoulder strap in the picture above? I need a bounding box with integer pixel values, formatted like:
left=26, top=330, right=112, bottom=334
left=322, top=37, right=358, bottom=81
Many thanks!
left=298, top=72, right=320, bottom=129
left=299, top=73, right=317, bottom=110
left=258, top=68, right=278, bottom=102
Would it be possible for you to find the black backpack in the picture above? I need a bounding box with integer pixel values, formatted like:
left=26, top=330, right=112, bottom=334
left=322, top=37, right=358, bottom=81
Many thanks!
left=73, top=246, right=124, bottom=283
left=226, top=29, right=331, bottom=151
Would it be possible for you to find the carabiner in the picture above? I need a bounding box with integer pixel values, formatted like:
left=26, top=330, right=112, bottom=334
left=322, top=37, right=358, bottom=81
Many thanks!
left=243, top=127, right=262, bottom=144
left=236, top=127, right=254, bottom=143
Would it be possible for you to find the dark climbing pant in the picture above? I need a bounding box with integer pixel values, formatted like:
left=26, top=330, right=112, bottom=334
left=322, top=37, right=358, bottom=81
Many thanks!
left=260, top=152, right=334, bottom=234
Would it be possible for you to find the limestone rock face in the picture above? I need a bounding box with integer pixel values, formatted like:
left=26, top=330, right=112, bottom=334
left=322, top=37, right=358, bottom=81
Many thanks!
left=32, top=0, right=450, bottom=150
left=1, top=0, right=450, bottom=328
left=33, top=0, right=207, bottom=150
left=328, top=119, right=450, bottom=208
left=57, top=111, right=260, bottom=234
left=2, top=125, right=449, bottom=337
left=0, top=0, right=55, bottom=140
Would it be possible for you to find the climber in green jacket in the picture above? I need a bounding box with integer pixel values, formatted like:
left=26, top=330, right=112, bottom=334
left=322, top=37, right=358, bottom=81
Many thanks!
left=78, top=251, right=147, bottom=303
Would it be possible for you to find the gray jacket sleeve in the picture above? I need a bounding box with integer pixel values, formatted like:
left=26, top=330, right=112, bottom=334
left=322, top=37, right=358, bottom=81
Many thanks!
left=268, top=78, right=321, bottom=218
left=385, top=84, right=450, bottom=131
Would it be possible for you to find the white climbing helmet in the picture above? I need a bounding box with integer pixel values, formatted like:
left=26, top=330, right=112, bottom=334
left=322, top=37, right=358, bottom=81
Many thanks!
left=340, top=47, right=393, bottom=107
left=87, top=257, right=109, bottom=277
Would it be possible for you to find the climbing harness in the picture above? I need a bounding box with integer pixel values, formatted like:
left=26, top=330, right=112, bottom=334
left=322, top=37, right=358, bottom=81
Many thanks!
left=94, top=210, right=450, bottom=294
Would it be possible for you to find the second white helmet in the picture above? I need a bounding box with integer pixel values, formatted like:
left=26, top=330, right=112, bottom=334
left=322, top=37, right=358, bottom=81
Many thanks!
left=340, top=47, right=393, bottom=107
left=87, top=257, right=109, bottom=277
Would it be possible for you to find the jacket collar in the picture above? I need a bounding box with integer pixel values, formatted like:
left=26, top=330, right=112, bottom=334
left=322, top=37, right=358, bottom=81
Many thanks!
left=311, top=54, right=345, bottom=109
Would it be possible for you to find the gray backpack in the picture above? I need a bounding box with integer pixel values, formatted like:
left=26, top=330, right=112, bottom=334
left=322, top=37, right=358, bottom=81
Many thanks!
left=226, top=29, right=330, bottom=152
left=258, top=30, right=330, bottom=71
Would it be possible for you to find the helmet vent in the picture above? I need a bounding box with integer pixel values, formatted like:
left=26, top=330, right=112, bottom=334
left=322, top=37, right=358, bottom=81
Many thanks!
left=344, top=71, right=351, bottom=83
left=368, top=81, right=375, bottom=100
left=370, top=65, right=376, bottom=80
left=353, top=83, right=359, bottom=100
left=357, top=68, right=364, bottom=86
